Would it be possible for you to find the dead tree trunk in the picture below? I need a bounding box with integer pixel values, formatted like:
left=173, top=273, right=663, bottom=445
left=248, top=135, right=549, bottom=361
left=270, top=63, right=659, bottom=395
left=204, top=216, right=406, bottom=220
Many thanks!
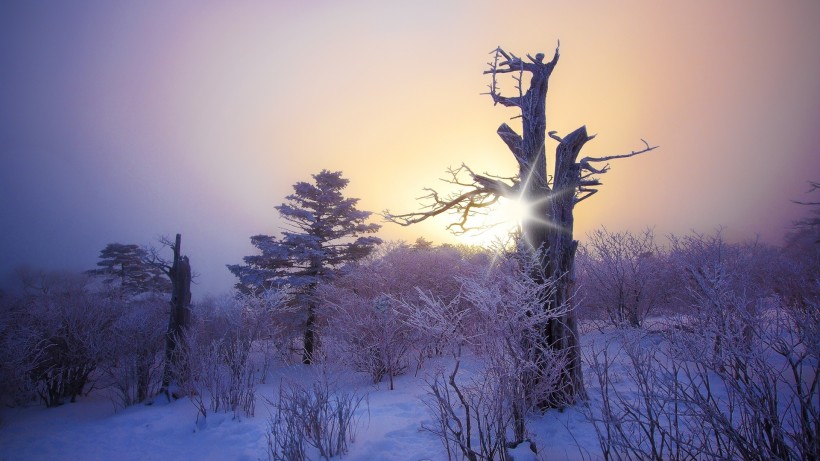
left=541, top=127, right=592, bottom=406
left=490, top=46, right=655, bottom=407
left=160, top=233, right=191, bottom=397
left=387, top=44, right=656, bottom=409
left=488, top=47, right=588, bottom=407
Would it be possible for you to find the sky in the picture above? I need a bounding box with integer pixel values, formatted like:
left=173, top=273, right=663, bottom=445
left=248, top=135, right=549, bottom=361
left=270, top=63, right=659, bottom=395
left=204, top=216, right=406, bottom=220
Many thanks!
left=2, top=0, right=819, bottom=298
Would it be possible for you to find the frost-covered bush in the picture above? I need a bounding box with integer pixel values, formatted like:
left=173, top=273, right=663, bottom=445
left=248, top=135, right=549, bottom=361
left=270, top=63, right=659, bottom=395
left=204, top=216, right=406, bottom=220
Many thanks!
left=424, top=361, right=514, bottom=461
left=0, top=294, right=34, bottom=406
left=265, top=371, right=366, bottom=461
left=668, top=231, right=778, bottom=313
left=585, top=241, right=819, bottom=461
left=13, top=287, right=114, bottom=407
left=0, top=272, right=171, bottom=409
left=186, top=331, right=257, bottom=423
left=577, top=228, right=669, bottom=327
left=98, top=295, right=167, bottom=409
left=181, top=290, right=287, bottom=422
left=319, top=243, right=482, bottom=387
left=325, top=294, right=411, bottom=389
left=414, top=253, right=567, bottom=455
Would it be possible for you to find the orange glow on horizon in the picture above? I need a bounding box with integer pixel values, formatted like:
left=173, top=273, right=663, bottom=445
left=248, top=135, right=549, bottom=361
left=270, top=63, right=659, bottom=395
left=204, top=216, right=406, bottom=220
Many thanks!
left=2, top=0, right=820, bottom=296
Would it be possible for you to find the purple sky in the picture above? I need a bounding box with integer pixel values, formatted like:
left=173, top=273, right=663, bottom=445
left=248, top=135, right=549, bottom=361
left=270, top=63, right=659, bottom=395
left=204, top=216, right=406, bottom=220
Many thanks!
left=2, top=1, right=819, bottom=298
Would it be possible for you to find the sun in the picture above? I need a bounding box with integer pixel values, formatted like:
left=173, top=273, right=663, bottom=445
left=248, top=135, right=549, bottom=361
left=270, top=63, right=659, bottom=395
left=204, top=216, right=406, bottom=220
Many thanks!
left=458, top=196, right=533, bottom=247
left=497, top=196, right=533, bottom=227
left=460, top=193, right=563, bottom=249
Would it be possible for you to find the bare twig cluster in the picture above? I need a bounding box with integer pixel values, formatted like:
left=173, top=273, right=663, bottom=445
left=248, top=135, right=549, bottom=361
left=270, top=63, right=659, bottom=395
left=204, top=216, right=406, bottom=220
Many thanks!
left=177, top=290, right=289, bottom=425
left=583, top=238, right=819, bottom=461
left=265, top=371, right=366, bottom=461
left=385, top=164, right=519, bottom=234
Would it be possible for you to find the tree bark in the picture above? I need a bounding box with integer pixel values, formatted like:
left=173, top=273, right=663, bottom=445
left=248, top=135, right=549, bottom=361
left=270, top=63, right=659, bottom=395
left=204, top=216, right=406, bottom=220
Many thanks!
left=302, top=263, right=321, bottom=365
left=302, top=306, right=316, bottom=364
left=542, top=127, right=592, bottom=406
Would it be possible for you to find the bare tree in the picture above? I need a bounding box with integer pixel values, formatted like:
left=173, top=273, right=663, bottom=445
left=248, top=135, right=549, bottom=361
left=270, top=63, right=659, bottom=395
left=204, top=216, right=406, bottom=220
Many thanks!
left=387, top=44, right=656, bottom=407
left=149, top=233, right=192, bottom=398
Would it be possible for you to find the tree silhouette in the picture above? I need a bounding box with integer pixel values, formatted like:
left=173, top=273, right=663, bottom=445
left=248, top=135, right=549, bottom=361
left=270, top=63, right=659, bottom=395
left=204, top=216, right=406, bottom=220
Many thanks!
left=87, top=243, right=170, bottom=296
left=387, top=44, right=656, bottom=408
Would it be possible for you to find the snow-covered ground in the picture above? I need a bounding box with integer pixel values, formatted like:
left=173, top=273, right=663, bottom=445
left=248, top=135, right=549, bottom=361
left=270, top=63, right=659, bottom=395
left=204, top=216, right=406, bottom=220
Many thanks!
left=0, top=341, right=615, bottom=461
left=0, top=321, right=762, bottom=461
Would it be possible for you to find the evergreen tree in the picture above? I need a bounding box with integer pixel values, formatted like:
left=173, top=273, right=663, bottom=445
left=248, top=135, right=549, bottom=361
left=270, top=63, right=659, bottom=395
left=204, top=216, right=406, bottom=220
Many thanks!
left=87, top=243, right=170, bottom=296
left=228, top=170, right=381, bottom=363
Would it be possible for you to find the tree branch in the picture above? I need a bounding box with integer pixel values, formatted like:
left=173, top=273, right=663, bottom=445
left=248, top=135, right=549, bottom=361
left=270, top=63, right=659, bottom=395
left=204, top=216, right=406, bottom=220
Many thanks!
left=483, top=43, right=560, bottom=109
left=575, top=188, right=599, bottom=204
left=579, top=139, right=658, bottom=166
left=792, top=180, right=819, bottom=205
left=145, top=238, right=173, bottom=276
left=383, top=164, right=517, bottom=234
left=497, top=123, right=523, bottom=161
left=572, top=138, right=658, bottom=203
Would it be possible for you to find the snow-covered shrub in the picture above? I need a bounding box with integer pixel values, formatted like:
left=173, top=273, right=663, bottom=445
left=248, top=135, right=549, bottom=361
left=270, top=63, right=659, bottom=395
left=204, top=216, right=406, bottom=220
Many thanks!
left=325, top=294, right=410, bottom=389
left=424, top=359, right=513, bottom=461
left=187, top=332, right=256, bottom=423
left=98, top=295, right=167, bottom=409
left=468, top=257, right=568, bottom=434
left=584, top=332, right=694, bottom=461
left=577, top=228, right=668, bottom=327
left=585, top=268, right=819, bottom=460
left=265, top=371, right=366, bottom=461
left=414, top=252, right=567, bottom=455
left=0, top=294, right=35, bottom=406
left=588, top=233, right=820, bottom=460
left=670, top=258, right=818, bottom=461
left=779, top=223, right=819, bottom=308
left=15, top=287, right=114, bottom=407
left=181, top=290, right=287, bottom=422
left=355, top=242, right=478, bottom=304
left=667, top=231, right=790, bottom=365
left=229, top=289, right=294, bottom=373
left=403, top=288, right=469, bottom=360
left=668, top=231, right=776, bottom=314
left=319, top=242, right=481, bottom=387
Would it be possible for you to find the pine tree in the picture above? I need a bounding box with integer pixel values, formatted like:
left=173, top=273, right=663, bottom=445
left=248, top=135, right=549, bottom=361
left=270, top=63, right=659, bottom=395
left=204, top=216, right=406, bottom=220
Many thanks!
left=87, top=243, right=170, bottom=296
left=228, top=170, right=381, bottom=363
